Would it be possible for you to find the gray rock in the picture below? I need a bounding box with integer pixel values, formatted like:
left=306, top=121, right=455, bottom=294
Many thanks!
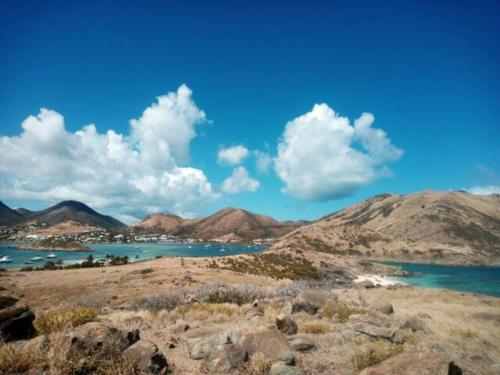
left=289, top=337, right=315, bottom=352
left=276, top=314, right=298, bottom=335
left=374, top=302, right=394, bottom=315
left=205, top=343, right=247, bottom=372
left=0, top=304, right=35, bottom=342
left=291, top=301, right=319, bottom=315
left=242, top=328, right=291, bottom=361
left=269, top=362, right=305, bottom=375
left=189, top=329, right=238, bottom=360
left=401, top=316, right=426, bottom=332
left=355, top=323, right=395, bottom=341
left=122, top=340, right=168, bottom=374
left=277, top=353, right=296, bottom=366
left=357, top=280, right=375, bottom=288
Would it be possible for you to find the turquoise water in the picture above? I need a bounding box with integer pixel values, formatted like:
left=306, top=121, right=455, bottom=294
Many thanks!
left=383, top=261, right=500, bottom=297
left=0, top=242, right=265, bottom=269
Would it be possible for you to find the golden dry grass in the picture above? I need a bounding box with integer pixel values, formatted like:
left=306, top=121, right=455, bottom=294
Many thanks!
left=176, top=302, right=241, bottom=319
left=34, top=306, right=98, bottom=334
left=352, top=340, right=403, bottom=371
left=301, top=320, right=331, bottom=334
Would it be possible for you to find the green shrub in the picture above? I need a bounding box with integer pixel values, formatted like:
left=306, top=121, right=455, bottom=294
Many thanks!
left=34, top=306, right=98, bottom=334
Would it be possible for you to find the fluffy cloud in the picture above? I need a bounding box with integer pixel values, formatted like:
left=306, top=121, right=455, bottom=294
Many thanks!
left=217, top=145, right=249, bottom=165
left=0, top=85, right=219, bottom=222
left=274, top=103, right=403, bottom=201
left=221, top=167, right=260, bottom=194
left=465, top=185, right=500, bottom=195
left=254, top=151, right=272, bottom=173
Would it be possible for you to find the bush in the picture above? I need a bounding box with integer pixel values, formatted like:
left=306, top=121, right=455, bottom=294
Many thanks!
left=71, top=294, right=108, bottom=310
left=352, top=341, right=403, bottom=370
left=34, top=306, right=98, bottom=334
left=20, top=266, right=34, bottom=272
left=176, top=302, right=240, bottom=318
left=301, top=320, right=330, bottom=334
left=195, top=283, right=263, bottom=305
left=0, top=342, right=45, bottom=374
left=0, top=295, right=18, bottom=309
left=132, top=291, right=187, bottom=312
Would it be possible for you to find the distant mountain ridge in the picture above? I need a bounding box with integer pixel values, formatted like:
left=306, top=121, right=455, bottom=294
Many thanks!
left=134, top=207, right=308, bottom=240
left=271, top=191, right=500, bottom=264
left=0, top=200, right=125, bottom=230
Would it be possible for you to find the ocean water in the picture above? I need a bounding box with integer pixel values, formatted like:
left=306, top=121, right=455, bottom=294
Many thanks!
left=383, top=261, right=500, bottom=297
left=0, top=242, right=265, bottom=269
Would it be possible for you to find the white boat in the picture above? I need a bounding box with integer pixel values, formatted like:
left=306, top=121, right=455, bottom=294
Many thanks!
left=220, top=248, right=225, bottom=252
left=46, top=253, right=57, bottom=259
left=31, top=256, right=43, bottom=261
left=0, top=255, right=12, bottom=263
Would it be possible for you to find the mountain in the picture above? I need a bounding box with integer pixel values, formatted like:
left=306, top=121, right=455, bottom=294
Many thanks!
left=14, top=208, right=34, bottom=216
left=271, top=191, right=500, bottom=264
left=134, top=207, right=307, bottom=240
left=0, top=201, right=23, bottom=227
left=9, top=200, right=126, bottom=231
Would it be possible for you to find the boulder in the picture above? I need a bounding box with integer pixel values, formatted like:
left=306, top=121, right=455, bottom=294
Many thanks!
left=58, top=322, right=139, bottom=359
left=358, top=352, right=462, bottom=375
left=276, top=315, right=298, bottom=335
left=291, top=301, right=319, bottom=315
left=374, top=302, right=394, bottom=315
left=277, top=353, right=296, bottom=366
left=0, top=304, right=35, bottom=341
left=188, top=329, right=238, bottom=360
left=205, top=343, right=247, bottom=372
left=242, top=328, right=291, bottom=361
left=357, top=280, right=375, bottom=289
left=401, top=316, right=426, bottom=332
left=355, top=323, right=396, bottom=341
left=122, top=340, right=169, bottom=374
left=289, top=337, right=315, bottom=352
left=269, top=362, right=305, bottom=375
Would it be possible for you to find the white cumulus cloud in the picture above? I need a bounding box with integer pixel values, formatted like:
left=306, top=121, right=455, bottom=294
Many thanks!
left=217, top=145, right=249, bottom=165
left=221, top=167, right=260, bottom=194
left=465, top=185, right=500, bottom=195
left=0, top=85, right=219, bottom=222
left=274, top=103, right=403, bottom=201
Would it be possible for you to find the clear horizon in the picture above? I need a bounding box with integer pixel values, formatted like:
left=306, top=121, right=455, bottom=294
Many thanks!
left=1, top=0, right=499, bottom=224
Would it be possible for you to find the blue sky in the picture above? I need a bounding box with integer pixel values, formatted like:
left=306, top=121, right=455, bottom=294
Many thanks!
left=0, top=0, right=499, bottom=223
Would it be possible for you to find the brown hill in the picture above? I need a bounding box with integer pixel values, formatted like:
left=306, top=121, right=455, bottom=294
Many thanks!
left=133, top=207, right=307, bottom=240
left=271, top=191, right=500, bottom=264
left=14, top=201, right=125, bottom=231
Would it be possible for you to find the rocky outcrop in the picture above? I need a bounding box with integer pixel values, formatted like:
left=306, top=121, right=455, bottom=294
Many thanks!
left=276, top=315, right=298, bottom=335
left=241, top=328, right=291, bottom=361
left=122, top=340, right=169, bottom=374
left=291, top=301, right=319, bottom=315
left=0, top=304, right=35, bottom=341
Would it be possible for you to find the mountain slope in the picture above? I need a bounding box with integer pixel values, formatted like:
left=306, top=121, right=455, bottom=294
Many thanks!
left=271, top=191, right=500, bottom=264
left=14, top=208, right=34, bottom=216
left=134, top=207, right=307, bottom=240
left=23, top=201, right=126, bottom=230
left=0, top=201, right=23, bottom=226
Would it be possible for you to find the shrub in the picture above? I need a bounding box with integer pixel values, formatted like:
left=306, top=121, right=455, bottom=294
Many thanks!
left=352, top=341, right=403, bottom=370
left=34, top=306, right=98, bottom=334
left=71, top=294, right=108, bottom=310
left=132, top=291, right=188, bottom=312
left=195, top=283, right=264, bottom=305
left=139, top=268, right=154, bottom=275
left=0, top=295, right=18, bottom=309
left=20, top=266, right=34, bottom=272
left=0, top=342, right=45, bottom=374
left=301, top=320, right=330, bottom=334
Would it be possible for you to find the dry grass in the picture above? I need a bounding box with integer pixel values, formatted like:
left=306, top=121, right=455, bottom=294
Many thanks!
left=34, top=306, right=98, bottom=335
left=301, top=320, right=331, bottom=334
left=352, top=340, right=403, bottom=371
left=176, top=302, right=241, bottom=319
left=322, top=302, right=367, bottom=322
left=0, top=342, right=45, bottom=374
left=245, top=352, right=273, bottom=374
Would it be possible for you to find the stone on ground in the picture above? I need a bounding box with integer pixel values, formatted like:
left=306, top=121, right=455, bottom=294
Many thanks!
left=122, top=340, right=169, bottom=374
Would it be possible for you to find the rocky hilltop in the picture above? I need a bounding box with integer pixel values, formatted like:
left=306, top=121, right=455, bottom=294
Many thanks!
left=134, top=207, right=308, bottom=240
left=271, top=191, right=500, bottom=264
